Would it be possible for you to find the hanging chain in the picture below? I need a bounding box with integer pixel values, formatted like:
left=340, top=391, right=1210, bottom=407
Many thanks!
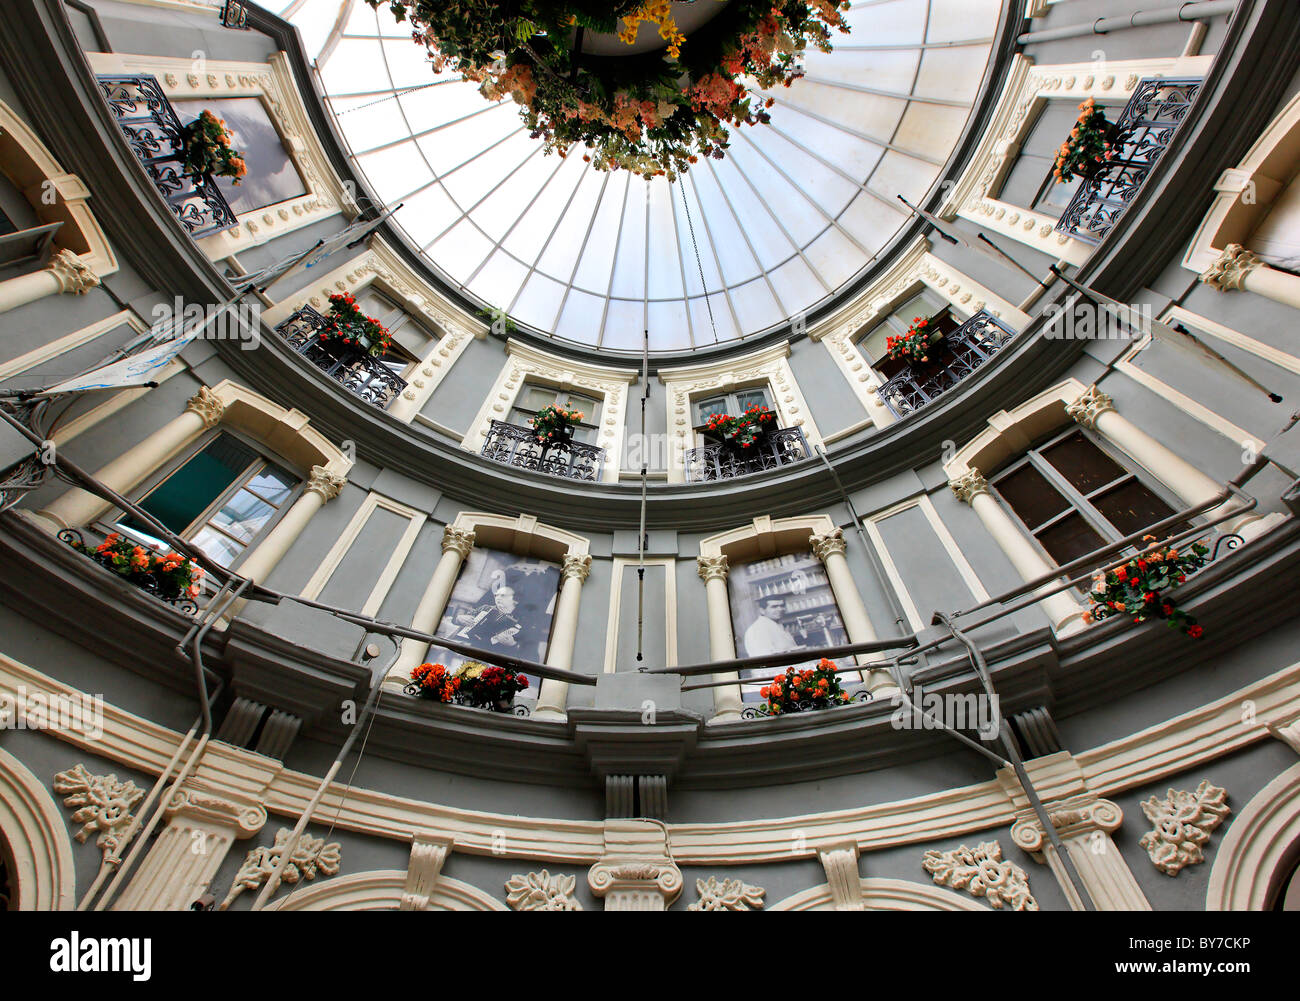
left=678, top=179, right=720, bottom=344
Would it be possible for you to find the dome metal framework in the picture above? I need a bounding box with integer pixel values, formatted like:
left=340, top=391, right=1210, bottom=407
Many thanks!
left=280, top=0, right=1000, bottom=352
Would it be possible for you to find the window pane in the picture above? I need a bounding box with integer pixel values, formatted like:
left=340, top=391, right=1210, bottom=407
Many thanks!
left=1037, top=512, right=1107, bottom=566
left=189, top=526, right=245, bottom=566
left=209, top=489, right=276, bottom=543
left=1093, top=480, right=1178, bottom=537
left=696, top=396, right=728, bottom=422
left=245, top=469, right=294, bottom=505
left=126, top=434, right=257, bottom=536
left=735, top=388, right=771, bottom=412
left=995, top=464, right=1070, bottom=530
left=1042, top=432, right=1126, bottom=494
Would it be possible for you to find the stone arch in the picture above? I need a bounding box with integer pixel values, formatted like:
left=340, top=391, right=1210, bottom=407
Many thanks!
left=0, top=747, right=77, bottom=911
left=770, top=877, right=988, bottom=911
left=1206, top=761, right=1300, bottom=911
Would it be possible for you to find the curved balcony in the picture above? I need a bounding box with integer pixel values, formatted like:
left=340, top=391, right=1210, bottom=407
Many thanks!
left=273, top=306, right=407, bottom=410
left=876, top=311, right=1015, bottom=420
left=684, top=427, right=813, bottom=483
left=480, top=420, right=605, bottom=482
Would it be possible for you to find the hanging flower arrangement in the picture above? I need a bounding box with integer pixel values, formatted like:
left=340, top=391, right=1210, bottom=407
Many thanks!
left=317, top=293, right=393, bottom=357
left=530, top=402, right=585, bottom=444
left=703, top=403, right=776, bottom=448
left=1053, top=98, right=1116, bottom=183
left=367, top=0, right=852, bottom=179
left=757, top=658, right=851, bottom=715
left=1084, top=536, right=1210, bottom=637
left=180, top=110, right=248, bottom=183
left=64, top=532, right=204, bottom=602
left=885, top=316, right=935, bottom=365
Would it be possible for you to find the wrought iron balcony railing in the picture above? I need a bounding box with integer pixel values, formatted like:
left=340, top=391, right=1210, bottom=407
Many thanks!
left=1055, top=77, right=1202, bottom=245
left=685, top=426, right=812, bottom=482
left=273, top=306, right=408, bottom=410
left=96, top=74, right=238, bottom=239
left=875, top=310, right=1014, bottom=419
left=480, top=420, right=606, bottom=482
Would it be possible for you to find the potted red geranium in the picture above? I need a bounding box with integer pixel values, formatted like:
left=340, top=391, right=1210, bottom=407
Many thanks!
left=1053, top=97, right=1118, bottom=182
left=886, top=316, right=937, bottom=365
left=1084, top=535, right=1210, bottom=637
left=317, top=293, right=393, bottom=358
left=179, top=110, right=247, bottom=184
left=703, top=404, right=777, bottom=451
left=756, top=659, right=852, bottom=716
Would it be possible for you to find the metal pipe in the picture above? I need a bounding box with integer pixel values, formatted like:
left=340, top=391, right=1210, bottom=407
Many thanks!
left=1017, top=1, right=1236, bottom=45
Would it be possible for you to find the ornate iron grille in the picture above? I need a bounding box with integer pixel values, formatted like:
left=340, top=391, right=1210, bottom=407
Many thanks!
left=684, top=426, right=811, bottom=482
left=96, top=74, right=238, bottom=239
left=876, top=310, right=1014, bottom=419
left=480, top=420, right=605, bottom=482
left=1055, top=77, right=1203, bottom=245
left=220, top=0, right=250, bottom=28
left=274, top=306, right=408, bottom=410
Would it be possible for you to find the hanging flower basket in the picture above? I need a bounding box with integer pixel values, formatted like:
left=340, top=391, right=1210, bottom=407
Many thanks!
left=316, top=293, right=393, bottom=358
left=703, top=404, right=776, bottom=450
left=367, top=1, right=851, bottom=179
left=1084, top=535, right=1210, bottom=637
left=60, top=530, right=204, bottom=605
left=179, top=110, right=248, bottom=183
left=530, top=402, right=584, bottom=446
left=1053, top=98, right=1118, bottom=183
left=754, top=659, right=852, bottom=716
left=885, top=316, right=938, bottom=365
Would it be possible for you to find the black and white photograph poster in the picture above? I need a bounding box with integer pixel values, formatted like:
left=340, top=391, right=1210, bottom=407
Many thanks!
left=728, top=553, right=849, bottom=699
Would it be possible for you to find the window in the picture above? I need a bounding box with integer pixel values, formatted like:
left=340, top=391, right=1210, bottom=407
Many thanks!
left=509, top=384, right=602, bottom=445
left=111, top=432, right=298, bottom=568
left=352, top=287, right=436, bottom=378
left=991, top=427, right=1184, bottom=567
left=855, top=290, right=950, bottom=365
left=693, top=386, right=773, bottom=427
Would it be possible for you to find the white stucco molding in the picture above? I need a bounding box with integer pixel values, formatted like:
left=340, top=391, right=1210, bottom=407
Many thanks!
left=657, top=340, right=824, bottom=483
left=808, top=235, right=1032, bottom=427
left=460, top=340, right=638, bottom=482
left=944, top=377, right=1089, bottom=481
left=448, top=510, right=590, bottom=560
left=698, top=513, right=836, bottom=562
left=770, top=877, right=987, bottom=911
left=84, top=51, right=354, bottom=259
left=1183, top=92, right=1300, bottom=309
left=264, top=869, right=507, bottom=911
left=261, top=241, right=488, bottom=422
left=0, top=99, right=118, bottom=314
left=1206, top=762, right=1300, bottom=910
left=937, top=53, right=1214, bottom=265
left=0, top=747, right=77, bottom=911
left=5, top=648, right=1300, bottom=870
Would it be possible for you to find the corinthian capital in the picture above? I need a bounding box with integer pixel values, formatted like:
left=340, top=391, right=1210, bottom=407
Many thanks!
left=562, top=553, right=592, bottom=583
left=306, top=465, right=346, bottom=502
left=1066, top=384, right=1115, bottom=430
left=810, top=527, right=848, bottom=563
left=47, top=249, right=100, bottom=295
left=696, top=554, right=729, bottom=582
left=1199, top=244, right=1262, bottom=292
left=185, top=386, right=226, bottom=428
left=949, top=469, right=989, bottom=505
left=441, top=526, right=475, bottom=559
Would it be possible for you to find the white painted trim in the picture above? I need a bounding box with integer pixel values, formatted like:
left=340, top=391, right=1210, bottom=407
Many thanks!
left=0, top=747, right=77, bottom=911
left=299, top=491, right=427, bottom=617
left=602, top=557, right=678, bottom=673
left=0, top=310, right=143, bottom=382
left=770, top=877, right=988, bottom=911
left=265, top=869, right=507, bottom=911
left=1206, top=762, right=1300, bottom=910
left=1163, top=305, right=1300, bottom=377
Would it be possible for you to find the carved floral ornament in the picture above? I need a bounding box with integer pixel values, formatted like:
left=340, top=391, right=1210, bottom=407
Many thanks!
left=441, top=526, right=476, bottom=559
left=1138, top=780, right=1230, bottom=876
left=306, top=465, right=347, bottom=503
left=505, top=870, right=582, bottom=911
left=696, top=554, right=730, bottom=583
left=1200, top=244, right=1264, bottom=292
left=688, top=876, right=765, bottom=911
left=185, top=386, right=227, bottom=429
left=809, top=527, right=848, bottom=562
left=52, top=764, right=144, bottom=857
left=561, top=553, right=593, bottom=583
left=921, top=841, right=1038, bottom=911
left=221, top=827, right=342, bottom=910
left=47, top=249, right=100, bottom=295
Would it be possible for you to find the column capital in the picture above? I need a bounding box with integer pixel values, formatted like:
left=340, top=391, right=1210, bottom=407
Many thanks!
left=185, top=386, right=226, bottom=428
left=47, top=248, right=100, bottom=295
left=166, top=784, right=268, bottom=838
left=949, top=468, right=989, bottom=505
left=1010, top=795, right=1123, bottom=854
left=1200, top=243, right=1262, bottom=292
left=561, top=553, right=592, bottom=583
left=696, top=553, right=729, bottom=582
left=810, top=527, right=848, bottom=562
left=1066, top=384, right=1115, bottom=430
left=306, top=465, right=346, bottom=502
left=441, top=526, right=476, bottom=559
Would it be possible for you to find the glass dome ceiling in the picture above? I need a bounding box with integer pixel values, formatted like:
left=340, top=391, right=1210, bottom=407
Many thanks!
left=279, top=0, right=1001, bottom=352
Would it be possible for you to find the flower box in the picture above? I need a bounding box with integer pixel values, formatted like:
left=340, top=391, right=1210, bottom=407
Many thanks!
left=750, top=659, right=854, bottom=717
left=59, top=529, right=204, bottom=612
left=1085, top=535, right=1209, bottom=638
left=407, top=660, right=531, bottom=713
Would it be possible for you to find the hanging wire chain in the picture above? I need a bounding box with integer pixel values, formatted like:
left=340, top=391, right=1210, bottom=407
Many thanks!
left=678, top=179, right=720, bottom=344
left=332, top=79, right=449, bottom=116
